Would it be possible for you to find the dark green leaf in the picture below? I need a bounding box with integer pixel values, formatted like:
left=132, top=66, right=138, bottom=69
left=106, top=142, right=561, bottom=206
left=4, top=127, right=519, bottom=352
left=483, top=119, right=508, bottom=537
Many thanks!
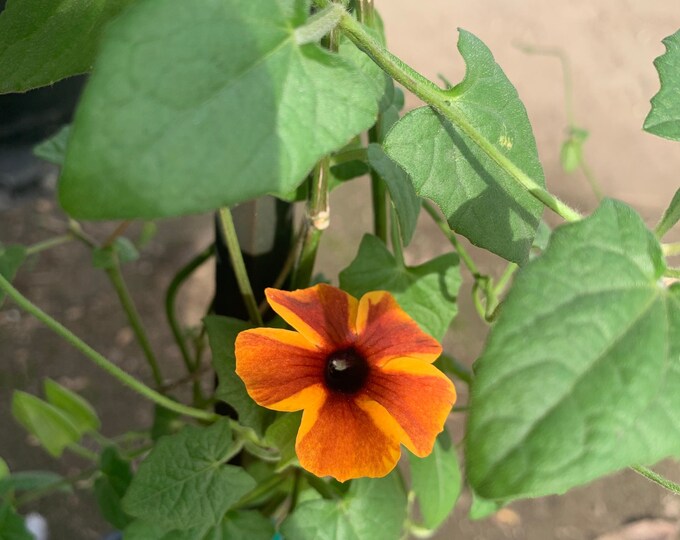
left=0, top=0, right=135, bottom=94
left=0, top=503, right=31, bottom=540
left=467, top=199, right=680, bottom=499
left=151, top=404, right=182, bottom=441
left=264, top=412, right=302, bottom=472
left=340, top=235, right=461, bottom=340
left=644, top=29, right=680, bottom=141
left=122, top=419, right=255, bottom=531
left=384, top=30, right=545, bottom=264
left=43, top=379, right=100, bottom=434
left=201, top=510, right=274, bottom=540
left=330, top=160, right=369, bottom=182
left=367, top=144, right=420, bottom=246
left=95, top=478, right=132, bottom=530
left=205, top=316, right=274, bottom=436
left=11, top=391, right=80, bottom=457
left=124, top=510, right=274, bottom=540
left=0, top=245, right=27, bottom=308
left=280, top=472, right=407, bottom=540
left=59, top=0, right=378, bottom=220
left=95, top=447, right=133, bottom=529
left=408, top=428, right=461, bottom=531
left=655, top=187, right=680, bottom=239
left=33, top=126, right=71, bottom=165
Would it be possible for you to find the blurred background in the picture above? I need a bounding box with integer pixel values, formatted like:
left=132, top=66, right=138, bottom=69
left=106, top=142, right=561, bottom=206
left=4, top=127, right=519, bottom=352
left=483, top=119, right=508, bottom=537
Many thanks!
left=2, top=1, right=680, bottom=538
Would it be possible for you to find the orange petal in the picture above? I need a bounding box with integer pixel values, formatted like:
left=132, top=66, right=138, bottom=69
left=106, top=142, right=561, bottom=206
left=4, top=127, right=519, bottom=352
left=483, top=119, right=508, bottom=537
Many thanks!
left=235, top=328, right=326, bottom=411
left=365, top=358, right=456, bottom=456
left=355, top=291, right=442, bottom=366
left=295, top=393, right=402, bottom=482
left=265, top=285, right=358, bottom=349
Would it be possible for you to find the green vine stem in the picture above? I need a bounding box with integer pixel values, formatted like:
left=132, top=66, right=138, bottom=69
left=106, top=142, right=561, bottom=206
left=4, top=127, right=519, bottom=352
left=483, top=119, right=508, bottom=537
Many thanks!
left=106, top=253, right=164, bottom=388
left=292, top=158, right=330, bottom=289
left=25, top=234, right=73, bottom=255
left=218, top=207, right=264, bottom=327
left=165, top=244, right=215, bottom=373
left=0, top=273, right=218, bottom=422
left=358, top=0, right=388, bottom=244
left=437, top=354, right=474, bottom=386
left=493, top=262, right=519, bottom=298
left=101, top=220, right=132, bottom=248
left=664, top=267, right=680, bottom=279
left=331, top=146, right=367, bottom=166
left=15, top=466, right=99, bottom=508
left=390, top=205, right=405, bottom=268
left=258, top=231, right=301, bottom=314
left=233, top=473, right=291, bottom=510
left=631, top=465, right=680, bottom=495
left=663, top=242, right=680, bottom=257
left=67, top=442, right=99, bottom=462
left=422, top=200, right=481, bottom=279
left=516, top=43, right=603, bottom=201
left=316, top=1, right=583, bottom=223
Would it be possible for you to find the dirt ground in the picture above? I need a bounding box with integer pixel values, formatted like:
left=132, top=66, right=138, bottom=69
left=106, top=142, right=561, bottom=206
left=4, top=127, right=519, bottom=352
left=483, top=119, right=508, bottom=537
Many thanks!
left=2, top=1, right=680, bottom=539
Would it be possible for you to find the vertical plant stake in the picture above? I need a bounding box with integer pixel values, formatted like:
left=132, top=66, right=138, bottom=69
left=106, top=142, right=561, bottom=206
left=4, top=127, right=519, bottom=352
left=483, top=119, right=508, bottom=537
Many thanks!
left=1, top=1, right=680, bottom=538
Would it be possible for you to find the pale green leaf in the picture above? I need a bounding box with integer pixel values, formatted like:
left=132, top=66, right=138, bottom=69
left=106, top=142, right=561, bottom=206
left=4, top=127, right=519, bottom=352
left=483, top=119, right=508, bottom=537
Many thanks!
left=339, top=234, right=461, bottom=340
left=43, top=379, right=100, bottom=434
left=91, top=237, right=139, bottom=269
left=367, top=144, right=420, bottom=246
left=0, top=471, right=68, bottom=498
left=559, top=128, right=588, bottom=173
left=205, top=316, right=275, bottom=436
left=280, top=472, right=407, bottom=540
left=0, top=0, right=135, bottom=94
left=94, top=447, right=133, bottom=529
left=644, top=29, right=680, bottom=141
left=33, top=126, right=71, bottom=166
left=384, top=30, right=545, bottom=264
left=0, top=460, right=7, bottom=481
left=0, top=244, right=27, bottom=308
left=11, top=391, right=80, bottom=457
left=467, top=199, right=680, bottom=499
left=59, top=0, right=378, bottom=219
left=468, top=490, right=502, bottom=521
left=122, top=419, right=255, bottom=531
left=408, top=428, right=461, bottom=531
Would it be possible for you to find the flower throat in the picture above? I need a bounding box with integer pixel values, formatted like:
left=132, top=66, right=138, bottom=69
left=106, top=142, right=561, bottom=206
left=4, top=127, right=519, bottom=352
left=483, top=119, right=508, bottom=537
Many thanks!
left=324, top=348, right=369, bottom=394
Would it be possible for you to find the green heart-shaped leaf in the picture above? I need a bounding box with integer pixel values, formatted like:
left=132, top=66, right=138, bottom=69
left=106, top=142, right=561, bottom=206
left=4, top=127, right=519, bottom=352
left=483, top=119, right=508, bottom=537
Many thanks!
left=384, top=30, right=545, bottom=264
left=60, top=0, right=378, bottom=219
left=467, top=199, right=680, bottom=499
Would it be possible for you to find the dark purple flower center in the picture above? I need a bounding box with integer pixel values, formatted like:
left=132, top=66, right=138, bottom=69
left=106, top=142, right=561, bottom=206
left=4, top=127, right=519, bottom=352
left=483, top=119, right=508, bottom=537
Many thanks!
left=324, top=348, right=369, bottom=394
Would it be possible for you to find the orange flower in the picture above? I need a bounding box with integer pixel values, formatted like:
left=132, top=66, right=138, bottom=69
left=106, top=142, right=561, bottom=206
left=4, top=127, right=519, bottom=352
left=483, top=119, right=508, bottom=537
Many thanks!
left=234, top=284, right=456, bottom=482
